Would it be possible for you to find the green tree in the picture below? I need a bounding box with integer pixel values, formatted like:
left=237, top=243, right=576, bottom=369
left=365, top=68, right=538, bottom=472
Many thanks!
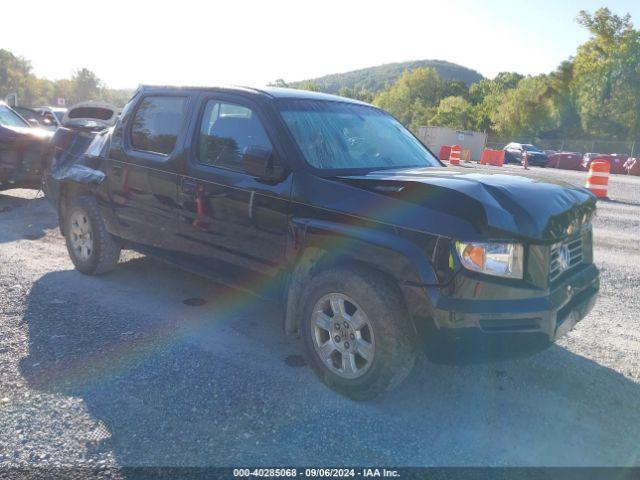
left=299, top=81, right=321, bottom=92
left=269, top=78, right=288, bottom=88
left=0, top=48, right=131, bottom=108
left=469, top=72, right=524, bottom=132
left=547, top=60, right=581, bottom=137
left=373, top=67, right=445, bottom=127
left=468, top=72, right=523, bottom=105
left=70, top=68, right=103, bottom=103
left=489, top=75, right=556, bottom=137
left=101, top=88, right=135, bottom=107
left=338, top=86, right=374, bottom=103
left=429, top=96, right=476, bottom=130
left=0, top=49, right=35, bottom=103
left=573, top=7, right=640, bottom=139
left=442, top=80, right=469, bottom=99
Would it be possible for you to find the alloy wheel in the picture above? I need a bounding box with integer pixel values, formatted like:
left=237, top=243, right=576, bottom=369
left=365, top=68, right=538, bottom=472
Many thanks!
left=69, top=211, right=94, bottom=261
left=311, top=293, right=375, bottom=379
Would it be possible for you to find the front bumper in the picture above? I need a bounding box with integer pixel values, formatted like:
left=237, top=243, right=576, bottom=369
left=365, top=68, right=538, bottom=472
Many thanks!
left=405, top=263, right=599, bottom=342
left=527, top=155, right=549, bottom=167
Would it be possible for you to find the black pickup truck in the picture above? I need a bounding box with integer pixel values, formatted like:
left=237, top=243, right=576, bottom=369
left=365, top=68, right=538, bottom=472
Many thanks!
left=44, top=86, right=599, bottom=399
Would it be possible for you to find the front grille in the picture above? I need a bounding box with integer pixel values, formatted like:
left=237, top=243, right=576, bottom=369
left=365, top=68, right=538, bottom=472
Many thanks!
left=550, top=236, right=584, bottom=282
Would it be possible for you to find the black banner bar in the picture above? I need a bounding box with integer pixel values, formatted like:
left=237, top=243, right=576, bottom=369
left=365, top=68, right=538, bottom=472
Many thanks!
left=1, top=467, right=640, bottom=480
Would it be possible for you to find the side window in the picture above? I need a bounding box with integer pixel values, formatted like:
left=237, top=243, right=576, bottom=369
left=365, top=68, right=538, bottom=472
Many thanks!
left=40, top=111, right=57, bottom=126
left=130, top=96, right=187, bottom=155
left=197, top=100, right=272, bottom=172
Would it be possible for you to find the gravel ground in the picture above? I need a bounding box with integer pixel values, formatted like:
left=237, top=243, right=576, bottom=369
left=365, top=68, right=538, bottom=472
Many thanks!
left=0, top=167, right=639, bottom=471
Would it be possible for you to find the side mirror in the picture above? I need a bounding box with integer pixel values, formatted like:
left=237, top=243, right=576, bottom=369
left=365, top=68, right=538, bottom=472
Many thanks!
left=241, top=145, right=287, bottom=183
left=241, top=145, right=271, bottom=178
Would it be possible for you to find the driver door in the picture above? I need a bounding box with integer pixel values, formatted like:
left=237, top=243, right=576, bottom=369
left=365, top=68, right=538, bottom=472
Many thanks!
left=176, top=95, right=292, bottom=281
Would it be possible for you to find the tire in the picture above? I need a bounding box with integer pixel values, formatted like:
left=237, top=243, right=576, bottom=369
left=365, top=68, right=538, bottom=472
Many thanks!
left=63, top=195, right=121, bottom=275
left=300, top=266, right=417, bottom=400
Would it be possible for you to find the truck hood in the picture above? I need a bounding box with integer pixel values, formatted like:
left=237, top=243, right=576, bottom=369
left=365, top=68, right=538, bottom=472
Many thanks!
left=335, top=166, right=596, bottom=242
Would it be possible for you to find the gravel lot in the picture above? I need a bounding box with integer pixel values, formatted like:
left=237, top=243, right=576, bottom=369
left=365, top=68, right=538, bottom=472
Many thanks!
left=0, top=167, right=639, bottom=470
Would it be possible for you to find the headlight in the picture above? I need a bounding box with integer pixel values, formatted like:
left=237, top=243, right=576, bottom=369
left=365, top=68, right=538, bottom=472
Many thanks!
left=455, top=241, right=524, bottom=279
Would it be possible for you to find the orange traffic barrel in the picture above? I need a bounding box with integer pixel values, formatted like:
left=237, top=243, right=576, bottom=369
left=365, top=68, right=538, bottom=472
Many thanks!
left=449, top=145, right=461, bottom=165
left=585, top=160, right=610, bottom=198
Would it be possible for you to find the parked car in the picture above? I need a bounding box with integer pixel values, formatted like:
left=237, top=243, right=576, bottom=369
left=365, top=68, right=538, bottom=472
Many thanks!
left=12, top=106, right=43, bottom=127
left=0, top=101, right=53, bottom=190
left=623, top=157, right=640, bottom=176
left=11, top=106, right=66, bottom=131
left=503, top=143, right=549, bottom=167
left=581, top=153, right=629, bottom=174
left=34, top=106, right=67, bottom=130
left=44, top=86, right=599, bottom=399
left=581, top=153, right=598, bottom=171
left=548, top=152, right=583, bottom=170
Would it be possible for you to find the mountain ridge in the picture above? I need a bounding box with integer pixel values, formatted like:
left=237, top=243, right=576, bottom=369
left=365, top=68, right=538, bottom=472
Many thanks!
left=288, top=59, right=484, bottom=94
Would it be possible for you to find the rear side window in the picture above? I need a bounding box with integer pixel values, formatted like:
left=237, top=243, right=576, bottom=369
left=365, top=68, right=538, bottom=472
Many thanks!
left=130, top=96, right=187, bottom=155
left=69, top=107, right=114, bottom=121
left=197, top=100, right=272, bottom=171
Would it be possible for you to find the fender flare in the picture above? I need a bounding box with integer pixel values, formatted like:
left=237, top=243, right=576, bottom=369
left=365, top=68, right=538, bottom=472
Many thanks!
left=55, top=181, right=96, bottom=236
left=283, top=218, right=440, bottom=335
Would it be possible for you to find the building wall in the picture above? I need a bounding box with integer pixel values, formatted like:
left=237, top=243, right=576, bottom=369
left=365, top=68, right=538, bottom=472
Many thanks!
left=416, top=126, right=487, bottom=161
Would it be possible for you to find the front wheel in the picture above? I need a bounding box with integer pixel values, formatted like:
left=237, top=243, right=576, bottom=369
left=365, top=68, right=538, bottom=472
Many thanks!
left=503, top=151, right=516, bottom=164
left=64, top=196, right=121, bottom=275
left=301, top=267, right=417, bottom=400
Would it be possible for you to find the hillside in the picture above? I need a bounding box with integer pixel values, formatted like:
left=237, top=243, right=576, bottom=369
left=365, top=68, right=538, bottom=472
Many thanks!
left=288, top=59, right=484, bottom=94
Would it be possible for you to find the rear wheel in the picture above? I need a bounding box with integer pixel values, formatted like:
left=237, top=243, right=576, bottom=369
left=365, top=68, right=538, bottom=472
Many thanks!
left=301, top=267, right=417, bottom=400
left=64, top=196, right=121, bottom=275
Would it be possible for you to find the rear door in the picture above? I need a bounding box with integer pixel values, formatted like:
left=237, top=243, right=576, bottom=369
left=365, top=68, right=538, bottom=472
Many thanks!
left=176, top=94, right=292, bottom=286
left=106, top=94, right=192, bottom=250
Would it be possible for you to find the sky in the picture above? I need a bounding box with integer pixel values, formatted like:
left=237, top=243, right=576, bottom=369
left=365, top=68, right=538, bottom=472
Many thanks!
left=1, top=0, right=639, bottom=89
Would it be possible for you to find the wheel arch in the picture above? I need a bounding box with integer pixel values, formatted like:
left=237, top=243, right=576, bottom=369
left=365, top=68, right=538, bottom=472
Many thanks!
left=283, top=219, right=439, bottom=336
left=56, top=182, right=96, bottom=236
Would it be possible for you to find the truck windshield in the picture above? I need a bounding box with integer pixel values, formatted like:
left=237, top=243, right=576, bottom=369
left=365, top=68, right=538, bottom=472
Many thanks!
left=278, top=99, right=439, bottom=171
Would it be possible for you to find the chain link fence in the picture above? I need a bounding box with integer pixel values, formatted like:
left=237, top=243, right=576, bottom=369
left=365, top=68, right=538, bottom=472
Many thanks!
left=485, top=137, right=638, bottom=157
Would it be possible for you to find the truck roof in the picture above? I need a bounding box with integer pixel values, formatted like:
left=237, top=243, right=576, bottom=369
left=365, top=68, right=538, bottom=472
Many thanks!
left=137, top=84, right=370, bottom=106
